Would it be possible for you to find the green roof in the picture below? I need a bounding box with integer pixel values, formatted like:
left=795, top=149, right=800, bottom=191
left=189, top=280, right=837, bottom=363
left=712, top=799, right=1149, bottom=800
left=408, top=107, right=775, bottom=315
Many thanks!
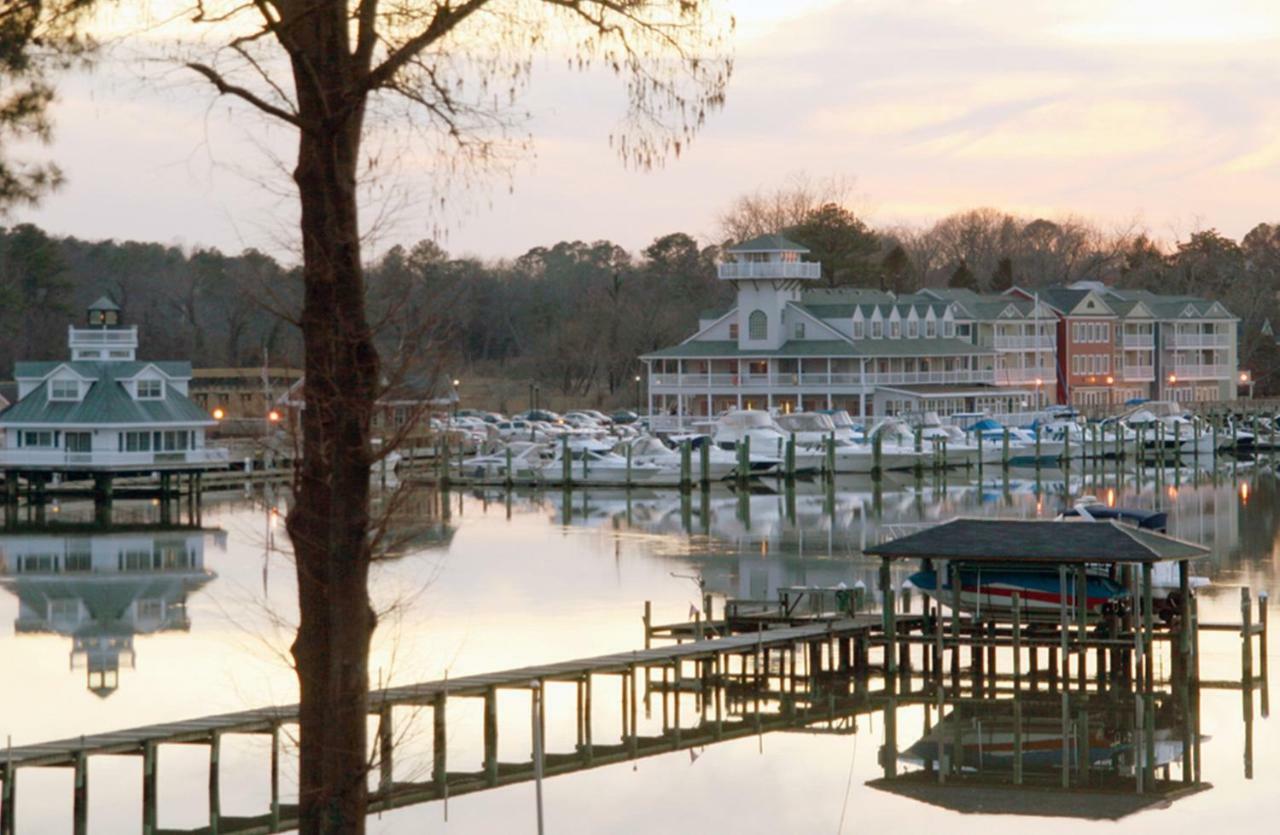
left=0, top=363, right=211, bottom=427
left=642, top=337, right=992, bottom=360
left=15, top=361, right=191, bottom=380
left=642, top=340, right=860, bottom=359
left=87, top=296, right=121, bottom=312
left=726, top=234, right=809, bottom=253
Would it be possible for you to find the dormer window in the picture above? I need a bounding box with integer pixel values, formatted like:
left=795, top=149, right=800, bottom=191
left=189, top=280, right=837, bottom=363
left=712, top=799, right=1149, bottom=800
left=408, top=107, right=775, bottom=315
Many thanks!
left=49, top=379, right=80, bottom=401
left=794, top=322, right=805, bottom=339
left=944, top=321, right=955, bottom=338
left=926, top=320, right=937, bottom=338
left=907, top=321, right=919, bottom=338
left=889, top=321, right=901, bottom=339
left=871, top=321, right=883, bottom=339
left=137, top=379, right=163, bottom=399
left=852, top=321, right=865, bottom=339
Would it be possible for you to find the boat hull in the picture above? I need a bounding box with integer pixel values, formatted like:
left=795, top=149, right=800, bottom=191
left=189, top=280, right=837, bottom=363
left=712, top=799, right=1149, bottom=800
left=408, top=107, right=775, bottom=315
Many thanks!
left=907, top=568, right=1128, bottom=617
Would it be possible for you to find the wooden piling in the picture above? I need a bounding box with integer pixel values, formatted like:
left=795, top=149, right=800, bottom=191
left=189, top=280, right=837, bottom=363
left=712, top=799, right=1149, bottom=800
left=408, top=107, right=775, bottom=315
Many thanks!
left=432, top=692, right=447, bottom=788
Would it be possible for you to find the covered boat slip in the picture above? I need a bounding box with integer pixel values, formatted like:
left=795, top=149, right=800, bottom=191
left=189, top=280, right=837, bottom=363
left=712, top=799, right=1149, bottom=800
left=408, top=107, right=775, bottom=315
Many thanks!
left=868, top=517, right=1208, bottom=621
left=863, top=518, right=1221, bottom=803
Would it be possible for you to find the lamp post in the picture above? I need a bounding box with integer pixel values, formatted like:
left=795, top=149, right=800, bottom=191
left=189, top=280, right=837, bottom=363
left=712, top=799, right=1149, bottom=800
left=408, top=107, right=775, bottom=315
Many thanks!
left=634, top=374, right=642, bottom=415
left=1167, top=373, right=1177, bottom=400
left=452, top=378, right=461, bottom=421
left=1240, top=370, right=1254, bottom=400
left=1034, top=377, right=1043, bottom=410
left=1106, top=375, right=1115, bottom=411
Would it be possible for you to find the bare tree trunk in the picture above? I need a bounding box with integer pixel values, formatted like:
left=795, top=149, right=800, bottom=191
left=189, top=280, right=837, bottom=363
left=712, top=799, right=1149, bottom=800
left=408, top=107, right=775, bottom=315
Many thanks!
left=281, top=6, right=379, bottom=832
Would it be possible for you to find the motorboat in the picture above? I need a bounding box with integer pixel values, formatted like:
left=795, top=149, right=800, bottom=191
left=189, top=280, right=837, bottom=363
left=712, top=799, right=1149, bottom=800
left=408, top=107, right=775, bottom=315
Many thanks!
left=868, top=418, right=974, bottom=468
left=906, top=564, right=1127, bottom=617
left=619, top=435, right=740, bottom=480
left=967, top=418, right=1063, bottom=465
left=712, top=410, right=824, bottom=473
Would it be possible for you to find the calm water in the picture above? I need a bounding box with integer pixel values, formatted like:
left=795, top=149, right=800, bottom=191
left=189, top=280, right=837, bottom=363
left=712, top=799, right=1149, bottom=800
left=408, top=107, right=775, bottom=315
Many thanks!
left=1, top=462, right=1276, bottom=833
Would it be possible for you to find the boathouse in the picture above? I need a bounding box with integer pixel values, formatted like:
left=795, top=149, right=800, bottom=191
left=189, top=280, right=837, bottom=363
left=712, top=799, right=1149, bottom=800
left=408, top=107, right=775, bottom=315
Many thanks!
left=0, top=298, right=228, bottom=496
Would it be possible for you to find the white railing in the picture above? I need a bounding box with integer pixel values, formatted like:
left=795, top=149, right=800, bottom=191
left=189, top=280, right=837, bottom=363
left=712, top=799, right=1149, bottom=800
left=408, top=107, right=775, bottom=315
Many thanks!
left=1167, top=332, right=1230, bottom=348
left=67, top=326, right=138, bottom=345
left=994, top=367, right=1052, bottom=384
left=1170, top=364, right=1232, bottom=380
left=716, top=261, right=822, bottom=280
left=1121, top=365, right=1154, bottom=381
left=866, top=370, right=993, bottom=386
left=993, top=335, right=1055, bottom=350
left=0, top=448, right=231, bottom=468
left=1121, top=333, right=1154, bottom=348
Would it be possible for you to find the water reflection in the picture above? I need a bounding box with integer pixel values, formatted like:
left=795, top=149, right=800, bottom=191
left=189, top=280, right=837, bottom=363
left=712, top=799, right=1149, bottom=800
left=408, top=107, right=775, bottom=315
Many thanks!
left=0, top=516, right=222, bottom=696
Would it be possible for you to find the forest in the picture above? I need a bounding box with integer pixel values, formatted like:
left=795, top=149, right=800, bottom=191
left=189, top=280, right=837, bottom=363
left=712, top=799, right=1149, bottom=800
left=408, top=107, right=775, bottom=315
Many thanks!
left=3, top=186, right=1278, bottom=401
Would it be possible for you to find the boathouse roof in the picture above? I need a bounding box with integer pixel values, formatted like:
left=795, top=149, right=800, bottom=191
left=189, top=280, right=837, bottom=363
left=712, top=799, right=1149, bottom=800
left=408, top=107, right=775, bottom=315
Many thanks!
left=0, top=362, right=211, bottom=426
left=865, top=518, right=1208, bottom=563
left=725, top=234, right=810, bottom=254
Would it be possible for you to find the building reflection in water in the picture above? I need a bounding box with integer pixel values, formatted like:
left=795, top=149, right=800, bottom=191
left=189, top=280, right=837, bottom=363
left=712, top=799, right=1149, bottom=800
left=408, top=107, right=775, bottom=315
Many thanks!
left=0, top=518, right=221, bottom=697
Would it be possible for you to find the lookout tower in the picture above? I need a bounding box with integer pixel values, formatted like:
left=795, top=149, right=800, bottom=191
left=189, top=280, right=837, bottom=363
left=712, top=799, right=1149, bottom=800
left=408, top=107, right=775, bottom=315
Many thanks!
left=718, top=234, right=821, bottom=350
left=71, top=296, right=138, bottom=362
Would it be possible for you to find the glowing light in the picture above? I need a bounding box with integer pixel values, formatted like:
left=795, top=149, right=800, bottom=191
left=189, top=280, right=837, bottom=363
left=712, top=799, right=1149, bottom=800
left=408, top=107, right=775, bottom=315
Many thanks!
left=452, top=378, right=461, bottom=387
left=1168, top=374, right=1177, bottom=384
left=1106, top=487, right=1116, bottom=507
left=1240, top=481, right=1250, bottom=503
left=1105, top=376, right=1114, bottom=385
left=1240, top=371, right=1250, bottom=383
left=212, top=407, right=225, bottom=420
left=1167, top=485, right=1178, bottom=500
left=267, top=409, right=281, bottom=423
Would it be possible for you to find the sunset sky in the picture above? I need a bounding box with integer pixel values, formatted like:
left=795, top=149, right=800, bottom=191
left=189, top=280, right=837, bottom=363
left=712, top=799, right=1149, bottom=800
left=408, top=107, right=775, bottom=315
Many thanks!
left=13, top=0, right=1280, bottom=260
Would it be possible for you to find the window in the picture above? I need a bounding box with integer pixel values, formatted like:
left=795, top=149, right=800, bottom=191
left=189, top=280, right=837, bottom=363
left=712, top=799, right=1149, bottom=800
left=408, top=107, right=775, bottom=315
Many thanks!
left=748, top=310, right=767, bottom=340
left=1101, top=323, right=1110, bottom=342
left=728, top=323, right=739, bottom=339
left=66, top=432, right=91, bottom=453
left=49, top=379, right=79, bottom=400
left=907, top=320, right=919, bottom=338
left=794, top=322, right=805, bottom=339
left=957, top=324, right=971, bottom=337
left=852, top=321, right=865, bottom=339
left=1101, top=355, right=1110, bottom=374
left=871, top=320, right=883, bottom=339
left=122, top=431, right=152, bottom=452
left=925, top=320, right=937, bottom=338
left=21, top=431, right=54, bottom=447
left=137, top=379, right=163, bottom=399
left=889, top=320, right=901, bottom=339
left=943, top=321, right=955, bottom=338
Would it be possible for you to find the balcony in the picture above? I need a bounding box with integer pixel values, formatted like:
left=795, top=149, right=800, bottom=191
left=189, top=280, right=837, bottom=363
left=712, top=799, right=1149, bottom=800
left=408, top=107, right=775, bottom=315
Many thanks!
left=0, top=448, right=231, bottom=471
left=994, top=367, right=1052, bottom=385
left=865, top=369, right=994, bottom=386
left=1166, top=332, right=1230, bottom=348
left=717, top=261, right=822, bottom=280
left=652, top=373, right=863, bottom=389
left=1121, top=365, right=1155, bottom=381
left=992, top=335, right=1055, bottom=350
left=68, top=326, right=138, bottom=345
left=1170, top=364, right=1232, bottom=380
left=1121, top=333, right=1154, bottom=348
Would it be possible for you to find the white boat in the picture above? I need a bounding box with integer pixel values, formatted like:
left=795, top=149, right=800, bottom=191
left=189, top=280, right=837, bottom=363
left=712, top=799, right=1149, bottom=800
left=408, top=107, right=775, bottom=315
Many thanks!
left=540, top=439, right=669, bottom=484
left=1123, top=406, right=1215, bottom=456
left=620, top=436, right=740, bottom=480
left=712, top=410, right=822, bottom=473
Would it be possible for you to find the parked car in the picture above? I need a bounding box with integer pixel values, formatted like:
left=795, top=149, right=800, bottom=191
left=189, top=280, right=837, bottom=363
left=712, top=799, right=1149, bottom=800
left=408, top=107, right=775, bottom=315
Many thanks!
left=611, top=410, right=640, bottom=424
left=566, top=409, right=613, bottom=425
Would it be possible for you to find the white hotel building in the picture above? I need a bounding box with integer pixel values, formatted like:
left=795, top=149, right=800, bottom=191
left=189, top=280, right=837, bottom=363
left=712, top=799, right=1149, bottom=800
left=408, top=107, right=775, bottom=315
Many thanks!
left=641, top=236, right=1048, bottom=422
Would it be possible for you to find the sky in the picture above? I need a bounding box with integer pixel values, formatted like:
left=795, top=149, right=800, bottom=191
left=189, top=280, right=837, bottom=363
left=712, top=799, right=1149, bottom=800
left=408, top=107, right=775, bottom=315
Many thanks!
left=11, top=0, right=1280, bottom=262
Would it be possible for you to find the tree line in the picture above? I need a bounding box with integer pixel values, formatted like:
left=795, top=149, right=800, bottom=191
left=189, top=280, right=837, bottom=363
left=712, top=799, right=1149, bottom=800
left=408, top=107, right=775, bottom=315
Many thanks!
left=4, top=201, right=1279, bottom=400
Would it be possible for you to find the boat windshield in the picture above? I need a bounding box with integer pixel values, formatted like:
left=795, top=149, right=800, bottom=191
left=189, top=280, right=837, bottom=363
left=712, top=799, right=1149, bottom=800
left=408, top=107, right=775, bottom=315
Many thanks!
left=776, top=414, right=835, bottom=433
left=719, top=410, right=775, bottom=430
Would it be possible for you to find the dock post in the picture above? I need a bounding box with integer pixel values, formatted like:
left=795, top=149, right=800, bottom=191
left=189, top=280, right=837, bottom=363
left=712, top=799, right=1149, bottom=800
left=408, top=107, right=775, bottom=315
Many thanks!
left=143, top=741, right=158, bottom=834
left=977, top=431, right=984, bottom=477
left=673, top=662, right=683, bottom=746
left=432, top=692, right=447, bottom=789
left=1059, top=565, right=1071, bottom=686
left=484, top=687, right=499, bottom=783
left=561, top=435, right=571, bottom=488
left=1242, top=587, right=1254, bottom=694
left=378, top=706, right=394, bottom=794
left=949, top=562, right=961, bottom=688
left=932, top=604, right=943, bottom=683
left=1033, top=424, right=1041, bottom=470
left=531, top=681, right=545, bottom=835
left=1076, top=566, right=1088, bottom=685
left=0, top=753, right=11, bottom=835
left=504, top=446, right=513, bottom=488
left=1002, top=428, right=1010, bottom=470
left=680, top=439, right=692, bottom=492
left=1013, top=690, right=1024, bottom=785
left=825, top=433, right=835, bottom=482
left=270, top=725, right=280, bottom=828
left=1060, top=691, right=1070, bottom=788
left=872, top=432, right=882, bottom=478
left=584, top=674, right=594, bottom=763
left=628, top=665, right=639, bottom=756
left=73, top=751, right=87, bottom=835
left=643, top=600, right=652, bottom=649
left=1260, top=591, right=1269, bottom=715
left=785, top=434, right=796, bottom=481
left=208, top=732, right=220, bottom=832
left=699, top=442, right=711, bottom=490
left=881, top=558, right=897, bottom=674
left=1152, top=560, right=1162, bottom=691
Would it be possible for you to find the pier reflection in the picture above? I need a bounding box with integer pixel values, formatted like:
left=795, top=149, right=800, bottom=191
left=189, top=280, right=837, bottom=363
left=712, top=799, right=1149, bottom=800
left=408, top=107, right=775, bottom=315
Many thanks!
left=0, top=510, right=222, bottom=696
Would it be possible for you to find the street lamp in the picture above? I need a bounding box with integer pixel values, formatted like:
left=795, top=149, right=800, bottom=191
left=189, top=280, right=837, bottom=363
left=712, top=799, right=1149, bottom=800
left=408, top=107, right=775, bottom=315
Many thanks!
left=1105, top=376, right=1114, bottom=410
left=212, top=407, right=225, bottom=421
left=1240, top=370, right=1254, bottom=399
left=634, top=374, right=642, bottom=414
left=452, top=378, right=461, bottom=421
left=1034, top=377, right=1043, bottom=409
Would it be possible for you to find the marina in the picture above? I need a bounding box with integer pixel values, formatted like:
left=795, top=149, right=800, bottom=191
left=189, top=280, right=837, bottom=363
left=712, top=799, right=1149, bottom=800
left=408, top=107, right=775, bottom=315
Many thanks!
left=0, top=461, right=1273, bottom=833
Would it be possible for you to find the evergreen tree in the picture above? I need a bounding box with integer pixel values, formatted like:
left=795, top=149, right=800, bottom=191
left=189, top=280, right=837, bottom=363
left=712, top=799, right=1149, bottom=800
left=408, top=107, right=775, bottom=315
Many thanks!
left=948, top=259, right=979, bottom=290
left=990, top=256, right=1014, bottom=291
